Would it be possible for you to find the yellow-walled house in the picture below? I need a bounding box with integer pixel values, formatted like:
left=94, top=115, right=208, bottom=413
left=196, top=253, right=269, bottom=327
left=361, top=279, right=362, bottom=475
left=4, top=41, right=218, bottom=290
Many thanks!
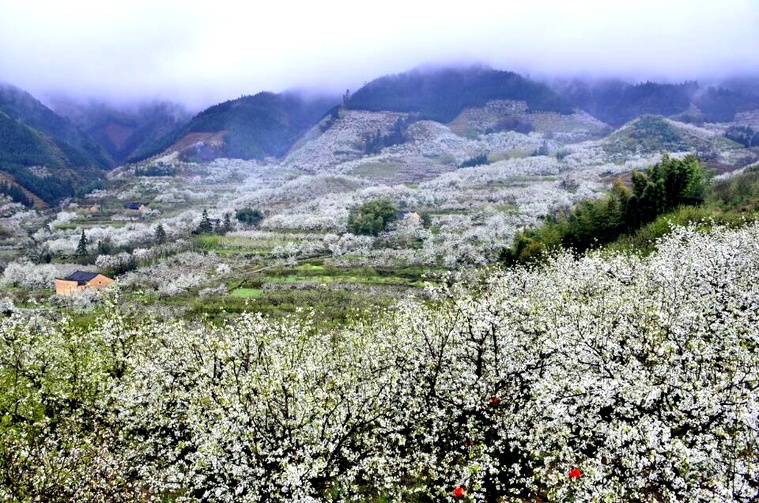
left=55, top=271, right=114, bottom=296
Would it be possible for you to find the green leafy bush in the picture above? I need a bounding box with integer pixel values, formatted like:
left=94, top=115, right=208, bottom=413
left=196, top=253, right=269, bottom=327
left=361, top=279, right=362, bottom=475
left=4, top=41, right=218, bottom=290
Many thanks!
left=235, top=207, right=264, bottom=226
left=348, top=198, right=398, bottom=236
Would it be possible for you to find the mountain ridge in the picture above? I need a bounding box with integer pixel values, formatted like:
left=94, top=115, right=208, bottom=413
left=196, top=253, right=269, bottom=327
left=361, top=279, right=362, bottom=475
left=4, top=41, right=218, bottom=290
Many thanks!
left=128, top=91, right=339, bottom=163
left=136, top=66, right=759, bottom=165
left=0, top=83, right=115, bottom=205
left=2, top=64, right=759, bottom=206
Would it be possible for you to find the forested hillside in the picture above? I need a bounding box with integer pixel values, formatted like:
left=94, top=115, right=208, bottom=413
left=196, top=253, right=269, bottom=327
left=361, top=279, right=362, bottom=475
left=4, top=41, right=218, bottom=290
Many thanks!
left=131, top=92, right=338, bottom=162
left=0, top=84, right=112, bottom=204
left=346, top=65, right=573, bottom=122
left=0, top=84, right=112, bottom=168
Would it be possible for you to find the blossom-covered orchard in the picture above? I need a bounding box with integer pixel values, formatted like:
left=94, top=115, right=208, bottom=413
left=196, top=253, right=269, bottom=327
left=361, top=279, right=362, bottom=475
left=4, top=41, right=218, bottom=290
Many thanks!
left=0, top=106, right=723, bottom=301
left=1, top=222, right=757, bottom=502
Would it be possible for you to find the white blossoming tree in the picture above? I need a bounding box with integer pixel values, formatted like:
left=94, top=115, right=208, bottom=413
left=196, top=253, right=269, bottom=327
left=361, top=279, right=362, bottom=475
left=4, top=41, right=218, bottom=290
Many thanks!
left=1, top=223, right=758, bottom=501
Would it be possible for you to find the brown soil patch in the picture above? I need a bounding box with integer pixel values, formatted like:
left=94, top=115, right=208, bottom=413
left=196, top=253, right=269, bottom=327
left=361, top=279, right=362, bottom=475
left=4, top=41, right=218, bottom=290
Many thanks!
left=0, top=172, right=48, bottom=208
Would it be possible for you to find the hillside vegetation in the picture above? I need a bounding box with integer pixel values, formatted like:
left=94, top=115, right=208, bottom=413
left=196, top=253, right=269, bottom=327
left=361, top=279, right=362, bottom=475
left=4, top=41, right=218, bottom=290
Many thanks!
left=0, top=112, right=106, bottom=204
left=0, top=85, right=113, bottom=204
left=347, top=65, right=573, bottom=122
left=503, top=155, right=759, bottom=265
left=131, top=92, right=337, bottom=162
left=0, top=85, right=112, bottom=169
left=48, top=97, right=190, bottom=164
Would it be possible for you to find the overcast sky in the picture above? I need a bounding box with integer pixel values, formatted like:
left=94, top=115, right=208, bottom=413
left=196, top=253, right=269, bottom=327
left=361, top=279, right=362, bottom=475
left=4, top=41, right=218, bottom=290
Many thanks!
left=1, top=0, right=758, bottom=109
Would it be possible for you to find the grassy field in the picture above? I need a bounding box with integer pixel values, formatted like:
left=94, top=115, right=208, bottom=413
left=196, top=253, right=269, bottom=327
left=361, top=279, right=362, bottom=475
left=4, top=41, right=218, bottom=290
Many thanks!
left=231, top=287, right=263, bottom=298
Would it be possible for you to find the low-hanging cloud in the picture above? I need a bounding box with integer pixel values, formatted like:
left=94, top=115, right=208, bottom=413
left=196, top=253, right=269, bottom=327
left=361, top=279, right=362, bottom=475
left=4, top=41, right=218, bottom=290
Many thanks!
left=0, top=0, right=757, bottom=109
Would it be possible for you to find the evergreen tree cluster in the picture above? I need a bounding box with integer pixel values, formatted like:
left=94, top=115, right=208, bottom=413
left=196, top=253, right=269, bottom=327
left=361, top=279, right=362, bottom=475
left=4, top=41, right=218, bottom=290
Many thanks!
left=459, top=153, right=489, bottom=168
left=195, top=209, right=214, bottom=234
left=362, top=117, right=411, bottom=155
left=154, top=224, right=167, bottom=245
left=75, top=229, right=89, bottom=263
left=134, top=164, right=177, bottom=177
left=194, top=209, right=232, bottom=235
left=503, top=154, right=705, bottom=264
left=235, top=207, right=264, bottom=226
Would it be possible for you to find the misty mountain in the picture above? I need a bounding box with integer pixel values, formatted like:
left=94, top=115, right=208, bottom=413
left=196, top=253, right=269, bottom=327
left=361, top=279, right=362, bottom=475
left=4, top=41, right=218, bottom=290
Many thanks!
left=48, top=97, right=191, bottom=164
left=555, top=79, right=759, bottom=126
left=345, top=65, right=574, bottom=122
left=0, top=83, right=113, bottom=205
left=135, top=65, right=759, bottom=167
left=0, top=84, right=113, bottom=168
left=4, top=64, right=759, bottom=204
left=132, top=92, right=339, bottom=162
left=717, top=76, right=759, bottom=96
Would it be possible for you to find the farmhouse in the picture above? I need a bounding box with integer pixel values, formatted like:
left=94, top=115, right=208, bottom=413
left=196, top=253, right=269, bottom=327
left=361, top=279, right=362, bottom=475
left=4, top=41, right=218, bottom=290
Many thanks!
left=125, top=202, right=146, bottom=212
left=55, top=271, right=114, bottom=296
left=397, top=211, right=422, bottom=223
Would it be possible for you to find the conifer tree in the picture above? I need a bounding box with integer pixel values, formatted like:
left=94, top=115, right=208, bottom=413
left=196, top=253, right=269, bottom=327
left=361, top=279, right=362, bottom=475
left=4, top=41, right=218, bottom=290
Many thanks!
left=221, top=213, right=232, bottom=235
left=75, top=229, right=88, bottom=258
left=155, top=224, right=167, bottom=244
left=196, top=209, right=213, bottom=234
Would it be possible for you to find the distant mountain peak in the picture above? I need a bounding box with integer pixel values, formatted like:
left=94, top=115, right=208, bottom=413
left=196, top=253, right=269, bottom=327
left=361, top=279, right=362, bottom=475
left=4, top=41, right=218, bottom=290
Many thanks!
left=129, top=91, right=339, bottom=163
left=346, top=65, right=574, bottom=122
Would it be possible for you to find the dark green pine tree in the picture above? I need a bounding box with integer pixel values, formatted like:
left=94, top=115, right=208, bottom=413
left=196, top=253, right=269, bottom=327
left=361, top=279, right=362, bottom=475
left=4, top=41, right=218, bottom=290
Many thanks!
left=75, top=229, right=88, bottom=258
left=196, top=209, right=213, bottom=234
left=155, top=223, right=167, bottom=244
left=221, top=212, right=232, bottom=235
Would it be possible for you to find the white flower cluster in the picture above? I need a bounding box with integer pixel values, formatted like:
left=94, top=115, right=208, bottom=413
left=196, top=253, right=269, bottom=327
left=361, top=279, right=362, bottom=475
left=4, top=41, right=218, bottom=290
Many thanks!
left=2, top=223, right=758, bottom=501
left=118, top=250, right=226, bottom=296
left=284, top=110, right=407, bottom=171
left=48, top=210, right=79, bottom=229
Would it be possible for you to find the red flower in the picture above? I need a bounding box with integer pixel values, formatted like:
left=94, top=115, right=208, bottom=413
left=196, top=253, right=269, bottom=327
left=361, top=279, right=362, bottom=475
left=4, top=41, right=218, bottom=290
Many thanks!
left=490, top=396, right=500, bottom=404
left=452, top=486, right=465, bottom=498
left=569, top=467, right=582, bottom=479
